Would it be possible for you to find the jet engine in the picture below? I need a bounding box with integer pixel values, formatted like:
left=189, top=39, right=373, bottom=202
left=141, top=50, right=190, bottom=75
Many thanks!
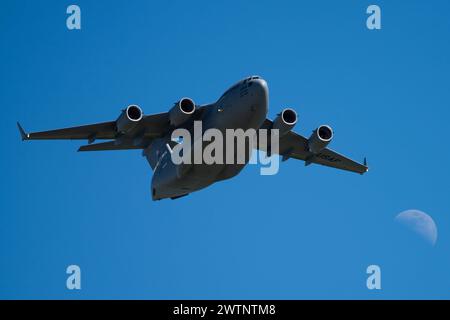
left=116, top=105, right=143, bottom=134
left=169, top=97, right=196, bottom=126
left=308, top=125, right=333, bottom=153
left=272, top=108, right=297, bottom=136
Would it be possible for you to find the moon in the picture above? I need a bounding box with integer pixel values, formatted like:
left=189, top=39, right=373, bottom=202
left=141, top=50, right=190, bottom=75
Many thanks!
left=395, top=210, right=438, bottom=246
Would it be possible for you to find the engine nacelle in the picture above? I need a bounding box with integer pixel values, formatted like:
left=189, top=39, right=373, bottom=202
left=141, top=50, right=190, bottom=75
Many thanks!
left=169, top=97, right=196, bottom=126
left=272, top=108, right=297, bottom=136
left=116, top=105, right=143, bottom=134
left=308, top=125, right=333, bottom=153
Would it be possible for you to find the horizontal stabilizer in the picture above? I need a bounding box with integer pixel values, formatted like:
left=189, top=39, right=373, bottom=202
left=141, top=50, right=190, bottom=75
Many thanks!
left=78, top=141, right=142, bottom=152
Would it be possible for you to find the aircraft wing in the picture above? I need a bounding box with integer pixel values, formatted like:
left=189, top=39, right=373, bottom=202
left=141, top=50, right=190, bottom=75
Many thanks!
left=17, top=112, right=169, bottom=141
left=17, top=120, right=117, bottom=140
left=259, top=119, right=368, bottom=174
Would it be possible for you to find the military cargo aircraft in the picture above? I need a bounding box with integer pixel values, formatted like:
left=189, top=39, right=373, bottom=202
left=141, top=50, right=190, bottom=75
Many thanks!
left=18, top=76, right=368, bottom=200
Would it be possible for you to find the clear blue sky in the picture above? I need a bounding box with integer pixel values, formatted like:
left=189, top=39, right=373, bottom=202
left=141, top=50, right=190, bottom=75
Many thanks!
left=1, top=0, right=449, bottom=299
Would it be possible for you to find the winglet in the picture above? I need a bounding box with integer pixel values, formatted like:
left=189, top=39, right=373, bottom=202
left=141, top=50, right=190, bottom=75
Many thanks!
left=363, top=157, right=369, bottom=174
left=17, top=122, right=29, bottom=141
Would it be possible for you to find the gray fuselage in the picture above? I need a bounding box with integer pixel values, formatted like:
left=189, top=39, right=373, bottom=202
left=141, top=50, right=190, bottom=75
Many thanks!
left=148, top=76, right=269, bottom=200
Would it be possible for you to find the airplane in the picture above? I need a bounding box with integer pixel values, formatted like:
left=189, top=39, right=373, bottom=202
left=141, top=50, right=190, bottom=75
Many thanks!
left=17, top=76, right=368, bottom=200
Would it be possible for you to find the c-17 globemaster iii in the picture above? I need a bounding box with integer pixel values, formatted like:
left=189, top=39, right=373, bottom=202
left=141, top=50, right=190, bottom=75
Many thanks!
left=18, top=76, right=368, bottom=200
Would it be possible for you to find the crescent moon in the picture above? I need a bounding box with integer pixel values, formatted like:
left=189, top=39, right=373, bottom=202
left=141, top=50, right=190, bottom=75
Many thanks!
left=395, top=209, right=438, bottom=246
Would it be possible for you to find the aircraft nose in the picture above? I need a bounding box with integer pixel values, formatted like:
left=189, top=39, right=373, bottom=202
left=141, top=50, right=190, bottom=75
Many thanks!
left=249, top=78, right=268, bottom=112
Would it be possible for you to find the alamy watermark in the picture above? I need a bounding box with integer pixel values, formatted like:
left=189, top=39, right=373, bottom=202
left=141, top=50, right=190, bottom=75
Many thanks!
left=169, top=121, right=280, bottom=175
left=66, top=265, right=81, bottom=290
left=366, top=264, right=381, bottom=290
left=366, top=5, right=381, bottom=30
left=66, top=5, right=81, bottom=30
